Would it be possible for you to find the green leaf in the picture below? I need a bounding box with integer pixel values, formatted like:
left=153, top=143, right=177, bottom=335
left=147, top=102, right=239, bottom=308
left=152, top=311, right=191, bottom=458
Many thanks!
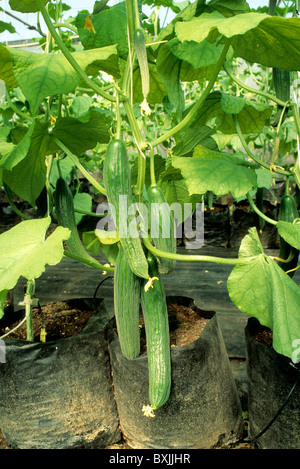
left=227, top=227, right=300, bottom=360
left=277, top=220, right=300, bottom=250
left=0, top=217, right=70, bottom=291
left=173, top=125, right=218, bottom=157
left=2, top=121, right=57, bottom=205
left=0, top=44, right=119, bottom=114
left=191, top=91, right=272, bottom=134
left=74, top=192, right=93, bottom=225
left=0, top=290, right=8, bottom=320
left=76, top=3, right=128, bottom=60
left=52, top=109, right=110, bottom=155
left=175, top=12, right=300, bottom=71
left=0, top=120, right=36, bottom=171
left=9, top=0, right=49, bottom=13
left=0, top=20, right=16, bottom=34
left=172, top=149, right=257, bottom=198
left=156, top=43, right=184, bottom=114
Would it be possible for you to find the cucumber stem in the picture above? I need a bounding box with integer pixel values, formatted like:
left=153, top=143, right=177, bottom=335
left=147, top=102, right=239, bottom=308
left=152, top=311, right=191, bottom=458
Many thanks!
left=234, top=115, right=291, bottom=176
left=247, top=192, right=277, bottom=226
left=54, top=138, right=106, bottom=195
left=63, top=250, right=115, bottom=272
left=142, top=236, right=256, bottom=266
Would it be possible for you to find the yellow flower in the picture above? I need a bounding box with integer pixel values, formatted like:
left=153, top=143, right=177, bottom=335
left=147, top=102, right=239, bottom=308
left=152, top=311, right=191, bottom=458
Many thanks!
left=84, top=15, right=96, bottom=33
left=141, top=98, right=151, bottom=116
left=142, top=405, right=155, bottom=418
left=144, top=276, right=159, bottom=292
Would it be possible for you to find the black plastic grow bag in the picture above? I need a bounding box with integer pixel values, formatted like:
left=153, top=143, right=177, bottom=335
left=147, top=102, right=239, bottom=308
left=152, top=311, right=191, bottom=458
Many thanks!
left=0, top=298, right=120, bottom=449
left=246, top=317, right=300, bottom=449
left=107, top=296, right=244, bottom=449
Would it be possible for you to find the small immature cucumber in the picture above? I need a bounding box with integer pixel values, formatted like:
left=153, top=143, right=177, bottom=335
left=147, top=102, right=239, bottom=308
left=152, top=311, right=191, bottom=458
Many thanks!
left=103, top=139, right=149, bottom=279
left=54, top=177, right=103, bottom=269
left=141, top=252, right=171, bottom=410
left=278, top=194, right=299, bottom=277
left=114, top=245, right=141, bottom=360
left=147, top=184, right=176, bottom=274
left=133, top=28, right=150, bottom=100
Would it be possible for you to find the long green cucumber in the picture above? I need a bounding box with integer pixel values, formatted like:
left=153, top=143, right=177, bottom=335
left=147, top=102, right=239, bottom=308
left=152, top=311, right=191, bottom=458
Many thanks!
left=147, top=184, right=176, bottom=274
left=278, top=194, right=299, bottom=277
left=272, top=67, right=290, bottom=126
left=54, top=177, right=104, bottom=269
left=141, top=252, right=171, bottom=411
left=114, top=245, right=141, bottom=360
left=103, top=139, right=149, bottom=279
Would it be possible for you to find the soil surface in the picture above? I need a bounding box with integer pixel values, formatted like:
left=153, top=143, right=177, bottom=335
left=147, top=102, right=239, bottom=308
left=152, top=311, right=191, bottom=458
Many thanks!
left=0, top=301, right=95, bottom=341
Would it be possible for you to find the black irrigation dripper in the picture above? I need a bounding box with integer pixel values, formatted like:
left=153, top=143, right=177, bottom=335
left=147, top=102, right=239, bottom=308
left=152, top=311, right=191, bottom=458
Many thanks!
left=248, top=360, right=300, bottom=443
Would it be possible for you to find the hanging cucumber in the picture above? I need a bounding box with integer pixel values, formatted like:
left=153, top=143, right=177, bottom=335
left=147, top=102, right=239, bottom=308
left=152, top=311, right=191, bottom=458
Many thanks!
left=54, top=177, right=104, bottom=270
left=114, top=245, right=141, bottom=360
left=277, top=193, right=299, bottom=277
left=103, top=139, right=149, bottom=279
left=271, top=68, right=290, bottom=126
left=133, top=28, right=150, bottom=112
left=141, top=252, right=171, bottom=412
left=147, top=184, right=176, bottom=274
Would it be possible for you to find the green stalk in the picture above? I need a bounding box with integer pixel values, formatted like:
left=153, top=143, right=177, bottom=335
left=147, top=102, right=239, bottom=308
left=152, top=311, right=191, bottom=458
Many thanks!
left=247, top=192, right=277, bottom=226
left=54, top=138, right=106, bottom=195
left=234, top=115, right=291, bottom=176
left=142, top=236, right=256, bottom=266
left=38, top=0, right=118, bottom=103
left=224, top=65, right=288, bottom=107
left=5, top=88, right=34, bottom=122
left=151, top=39, right=232, bottom=148
left=149, top=145, right=156, bottom=186
left=3, top=183, right=31, bottom=220
left=63, top=250, right=114, bottom=272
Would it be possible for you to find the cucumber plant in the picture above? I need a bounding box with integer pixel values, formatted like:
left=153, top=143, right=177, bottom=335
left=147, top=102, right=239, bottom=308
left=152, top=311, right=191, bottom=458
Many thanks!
left=0, top=0, right=300, bottom=412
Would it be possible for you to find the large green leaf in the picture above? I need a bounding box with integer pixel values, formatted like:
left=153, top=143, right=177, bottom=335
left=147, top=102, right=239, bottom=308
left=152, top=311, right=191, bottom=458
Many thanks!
left=0, top=217, right=70, bottom=291
left=9, top=0, right=48, bottom=13
left=227, top=227, right=300, bottom=360
left=52, top=109, right=111, bottom=154
left=2, top=120, right=58, bottom=205
left=0, top=44, right=119, bottom=114
left=277, top=220, right=300, bottom=250
left=156, top=43, right=184, bottom=114
left=175, top=12, right=300, bottom=71
left=190, top=91, right=272, bottom=134
left=172, top=147, right=257, bottom=198
left=76, top=3, right=128, bottom=60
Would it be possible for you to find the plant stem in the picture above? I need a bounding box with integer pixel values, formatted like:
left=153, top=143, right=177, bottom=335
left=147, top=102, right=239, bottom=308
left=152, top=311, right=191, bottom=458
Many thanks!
left=224, top=65, right=288, bottom=107
left=54, top=138, right=106, bottom=195
left=247, top=192, right=278, bottom=226
left=3, top=183, right=31, bottom=220
left=142, top=236, right=255, bottom=266
left=234, top=114, right=291, bottom=176
left=63, top=250, right=114, bottom=272
left=38, top=0, right=118, bottom=103
left=151, top=39, right=232, bottom=147
left=149, top=145, right=156, bottom=186
left=22, top=279, right=36, bottom=342
left=5, top=88, right=34, bottom=122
